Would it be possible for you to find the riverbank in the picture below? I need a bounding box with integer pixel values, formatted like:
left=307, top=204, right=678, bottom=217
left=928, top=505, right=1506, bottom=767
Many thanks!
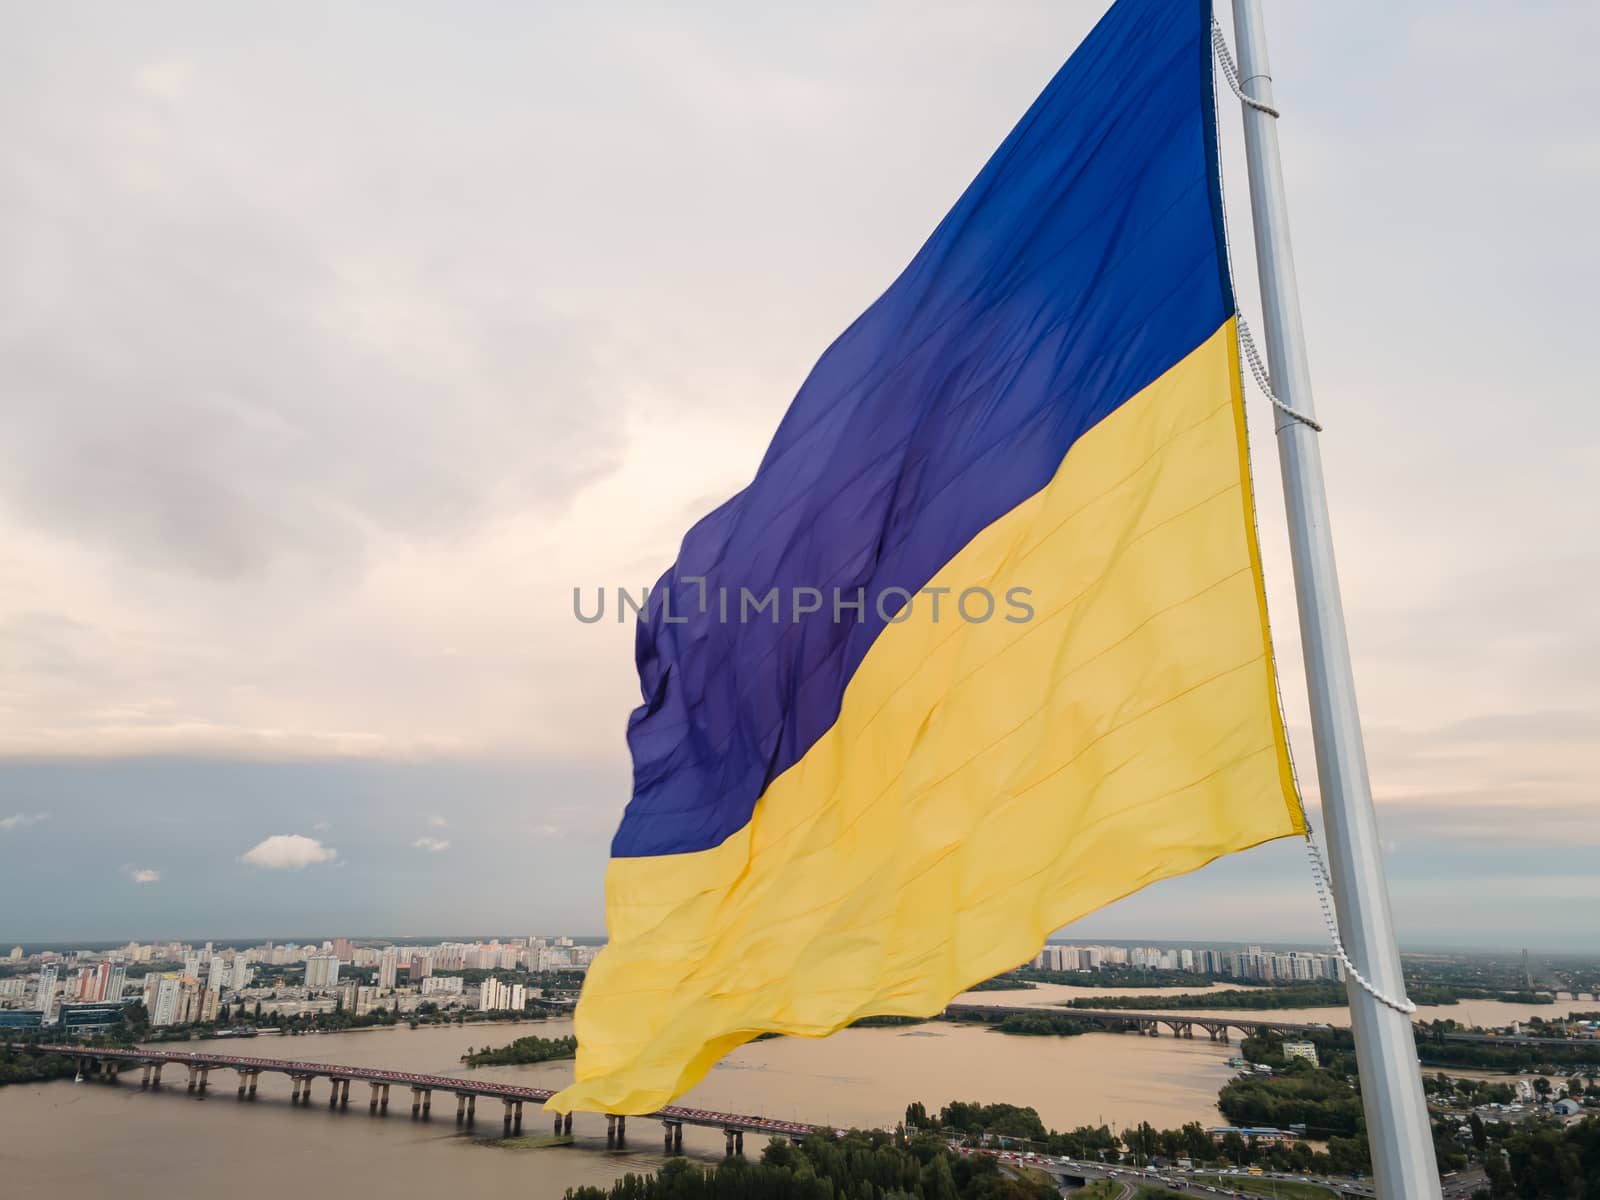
left=7, top=990, right=1589, bottom=1198
left=0, top=1046, right=77, bottom=1089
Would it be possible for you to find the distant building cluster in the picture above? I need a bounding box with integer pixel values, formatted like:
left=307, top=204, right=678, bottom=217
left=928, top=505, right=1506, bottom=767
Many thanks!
left=1032, top=942, right=1348, bottom=983
left=480, top=977, right=527, bottom=1011
left=1, top=935, right=597, bottom=1029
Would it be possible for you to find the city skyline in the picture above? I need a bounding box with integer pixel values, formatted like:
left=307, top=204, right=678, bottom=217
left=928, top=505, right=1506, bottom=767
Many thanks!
left=2, top=2, right=1596, bottom=952
left=2, top=925, right=1593, bottom=959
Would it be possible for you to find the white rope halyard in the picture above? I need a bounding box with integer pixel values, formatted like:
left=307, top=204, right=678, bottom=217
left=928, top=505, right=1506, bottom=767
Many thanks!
left=1303, top=830, right=1418, bottom=1015
left=1211, top=17, right=1280, bottom=118
left=1237, top=315, right=1323, bottom=432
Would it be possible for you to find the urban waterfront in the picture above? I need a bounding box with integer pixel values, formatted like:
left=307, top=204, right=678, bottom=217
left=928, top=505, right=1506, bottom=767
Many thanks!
left=5, top=985, right=1596, bottom=1200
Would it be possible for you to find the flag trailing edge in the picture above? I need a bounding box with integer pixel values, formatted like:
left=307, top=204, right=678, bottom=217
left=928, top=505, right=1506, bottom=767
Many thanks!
left=551, top=0, right=1303, bottom=1116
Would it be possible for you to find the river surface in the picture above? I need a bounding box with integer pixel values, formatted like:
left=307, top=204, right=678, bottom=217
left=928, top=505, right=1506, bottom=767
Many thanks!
left=1, top=993, right=1585, bottom=1198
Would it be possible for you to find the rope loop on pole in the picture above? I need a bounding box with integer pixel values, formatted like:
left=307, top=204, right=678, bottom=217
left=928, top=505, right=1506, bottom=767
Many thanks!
left=1303, top=831, right=1418, bottom=1015
left=1237, top=315, right=1323, bottom=432
left=1212, top=17, right=1281, bottom=118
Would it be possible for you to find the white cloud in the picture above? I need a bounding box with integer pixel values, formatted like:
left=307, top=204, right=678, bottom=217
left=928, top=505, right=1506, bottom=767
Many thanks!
left=240, top=834, right=338, bottom=870
left=0, top=811, right=49, bottom=832
left=413, top=836, right=450, bottom=852
left=128, top=867, right=161, bottom=884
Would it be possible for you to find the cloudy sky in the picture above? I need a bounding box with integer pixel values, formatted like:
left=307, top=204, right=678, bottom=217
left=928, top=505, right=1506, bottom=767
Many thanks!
left=2, top=2, right=1595, bottom=949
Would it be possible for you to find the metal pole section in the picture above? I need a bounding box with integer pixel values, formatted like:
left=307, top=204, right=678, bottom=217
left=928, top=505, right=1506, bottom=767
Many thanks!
left=1228, top=3, right=1440, bottom=1197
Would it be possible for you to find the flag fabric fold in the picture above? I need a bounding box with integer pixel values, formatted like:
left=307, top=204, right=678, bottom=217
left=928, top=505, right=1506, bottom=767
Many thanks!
left=550, top=0, right=1302, bottom=1116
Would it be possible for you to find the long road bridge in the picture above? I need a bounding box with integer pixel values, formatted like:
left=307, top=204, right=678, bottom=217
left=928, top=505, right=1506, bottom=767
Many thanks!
left=18, top=1043, right=810, bottom=1155
left=14, top=1041, right=1427, bottom=1196
left=945, top=1003, right=1600, bottom=1051
left=945, top=1003, right=1331, bottom=1042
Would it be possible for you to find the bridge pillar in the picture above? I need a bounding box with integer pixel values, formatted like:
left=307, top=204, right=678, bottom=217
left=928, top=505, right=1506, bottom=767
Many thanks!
left=340, top=1079, right=350, bottom=1107
left=736, top=1131, right=744, bottom=1155
left=503, top=1099, right=515, bottom=1136
left=291, top=1077, right=302, bottom=1104
left=380, top=1084, right=390, bottom=1114
left=330, top=1079, right=341, bottom=1108
left=615, top=1114, right=624, bottom=1144
left=606, top=1113, right=616, bottom=1146
left=725, top=1130, right=734, bottom=1157
left=665, top=1124, right=673, bottom=1153
left=557, top=1113, right=564, bottom=1137
left=457, top=1094, right=468, bottom=1123
left=108, top=1061, right=121, bottom=1083
left=141, top=1063, right=153, bottom=1088
left=423, top=1089, right=432, bottom=1118
left=248, top=1071, right=259, bottom=1099
left=152, top=1063, right=164, bottom=1088
left=238, top=1071, right=249, bottom=1099
left=187, top=1065, right=199, bottom=1093
left=370, top=1082, right=382, bottom=1113
left=673, top=1123, right=682, bottom=1153
left=198, top=1068, right=210, bottom=1093
left=467, top=1095, right=476, bottom=1123
left=511, top=1101, right=522, bottom=1134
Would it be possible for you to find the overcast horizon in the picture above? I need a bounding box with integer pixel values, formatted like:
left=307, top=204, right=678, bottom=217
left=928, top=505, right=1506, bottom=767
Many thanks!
left=3, top=2, right=1596, bottom=952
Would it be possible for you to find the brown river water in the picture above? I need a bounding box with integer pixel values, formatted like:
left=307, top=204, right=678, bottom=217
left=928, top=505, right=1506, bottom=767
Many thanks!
left=2, top=992, right=1588, bottom=1198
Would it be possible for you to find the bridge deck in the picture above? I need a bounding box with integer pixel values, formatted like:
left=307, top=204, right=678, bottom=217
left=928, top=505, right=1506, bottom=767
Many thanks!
left=25, top=1044, right=815, bottom=1136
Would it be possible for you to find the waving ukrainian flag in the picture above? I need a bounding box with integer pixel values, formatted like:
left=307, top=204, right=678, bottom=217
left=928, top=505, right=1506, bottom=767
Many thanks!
left=552, top=0, right=1301, bottom=1116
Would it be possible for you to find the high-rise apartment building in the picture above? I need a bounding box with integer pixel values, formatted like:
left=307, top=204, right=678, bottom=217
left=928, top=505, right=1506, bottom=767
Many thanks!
left=479, top=978, right=526, bottom=1012
left=304, top=956, right=341, bottom=990
left=34, top=966, right=58, bottom=1018
left=148, top=975, right=182, bottom=1027
left=377, top=950, right=398, bottom=990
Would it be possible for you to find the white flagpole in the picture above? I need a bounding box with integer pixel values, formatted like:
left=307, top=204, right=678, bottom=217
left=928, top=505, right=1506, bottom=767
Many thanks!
left=1228, top=1, right=1442, bottom=1196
